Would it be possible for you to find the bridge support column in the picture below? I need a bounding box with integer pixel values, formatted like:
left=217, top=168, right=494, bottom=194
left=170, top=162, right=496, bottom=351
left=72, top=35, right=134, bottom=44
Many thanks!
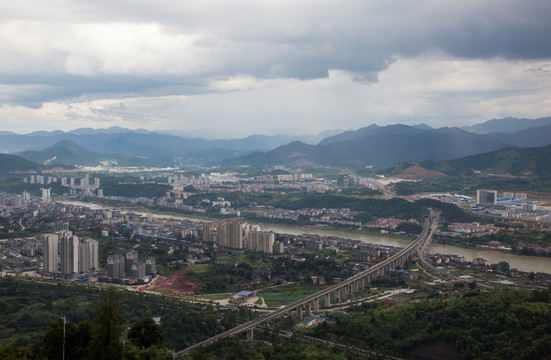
left=334, top=290, right=340, bottom=302
left=288, top=310, right=293, bottom=318
left=313, top=298, right=319, bottom=313
left=324, top=293, right=331, bottom=307
left=305, top=302, right=312, bottom=317
left=297, top=306, right=303, bottom=320
left=247, top=329, right=254, bottom=341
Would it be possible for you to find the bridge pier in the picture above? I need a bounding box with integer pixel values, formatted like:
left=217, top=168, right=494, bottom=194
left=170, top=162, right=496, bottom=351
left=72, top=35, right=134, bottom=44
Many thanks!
left=305, top=302, right=312, bottom=317
left=247, top=329, right=254, bottom=341
left=297, top=305, right=303, bottom=320
left=334, top=289, right=340, bottom=302
left=324, top=293, right=331, bottom=307
left=313, top=298, right=319, bottom=313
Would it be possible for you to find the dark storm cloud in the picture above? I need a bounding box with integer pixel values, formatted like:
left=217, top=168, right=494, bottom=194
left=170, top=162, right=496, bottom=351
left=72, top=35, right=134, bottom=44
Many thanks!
left=1, top=0, right=550, bottom=136
left=2, top=0, right=551, bottom=106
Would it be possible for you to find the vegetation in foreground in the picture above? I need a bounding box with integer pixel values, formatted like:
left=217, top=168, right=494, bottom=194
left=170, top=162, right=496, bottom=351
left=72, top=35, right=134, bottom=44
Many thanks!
left=309, top=287, right=551, bottom=360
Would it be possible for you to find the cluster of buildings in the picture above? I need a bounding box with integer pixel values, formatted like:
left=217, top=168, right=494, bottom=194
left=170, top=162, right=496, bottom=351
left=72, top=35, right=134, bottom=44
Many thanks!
left=166, top=170, right=345, bottom=196
left=42, top=230, right=98, bottom=275
left=203, top=222, right=283, bottom=255
left=167, top=171, right=315, bottom=187
left=105, top=250, right=156, bottom=282
left=23, top=173, right=101, bottom=197
left=0, top=237, right=40, bottom=270
left=441, top=222, right=503, bottom=237
left=256, top=207, right=359, bottom=227
left=0, top=219, right=100, bottom=277
left=474, top=189, right=551, bottom=225
left=364, top=217, right=420, bottom=230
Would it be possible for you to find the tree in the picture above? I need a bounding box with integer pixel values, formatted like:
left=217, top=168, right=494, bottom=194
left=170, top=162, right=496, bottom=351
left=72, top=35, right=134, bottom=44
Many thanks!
left=87, top=287, right=125, bottom=360
left=128, top=317, right=164, bottom=348
left=38, top=317, right=92, bottom=360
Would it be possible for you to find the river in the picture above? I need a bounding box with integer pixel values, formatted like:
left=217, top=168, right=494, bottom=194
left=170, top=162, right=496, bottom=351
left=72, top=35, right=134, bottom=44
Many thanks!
left=58, top=200, right=551, bottom=274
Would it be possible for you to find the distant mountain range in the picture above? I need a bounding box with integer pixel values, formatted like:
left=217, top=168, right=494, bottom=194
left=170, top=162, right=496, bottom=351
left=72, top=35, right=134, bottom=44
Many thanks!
left=227, top=118, right=551, bottom=170
left=0, top=127, right=338, bottom=167
left=227, top=124, right=511, bottom=169
left=1, top=117, right=551, bottom=170
left=461, top=116, right=551, bottom=134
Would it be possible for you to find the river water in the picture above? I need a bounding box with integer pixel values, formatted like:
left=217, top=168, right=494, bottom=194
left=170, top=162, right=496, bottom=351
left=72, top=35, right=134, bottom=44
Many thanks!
left=58, top=200, right=551, bottom=274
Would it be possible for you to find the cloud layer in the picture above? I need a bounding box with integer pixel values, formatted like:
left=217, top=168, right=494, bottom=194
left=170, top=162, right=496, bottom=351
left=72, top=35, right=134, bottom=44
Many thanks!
left=1, top=1, right=551, bottom=136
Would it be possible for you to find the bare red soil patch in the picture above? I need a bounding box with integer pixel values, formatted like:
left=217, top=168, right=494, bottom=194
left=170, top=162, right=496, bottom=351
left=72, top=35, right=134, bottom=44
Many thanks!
left=148, top=267, right=201, bottom=295
left=395, top=165, right=447, bottom=180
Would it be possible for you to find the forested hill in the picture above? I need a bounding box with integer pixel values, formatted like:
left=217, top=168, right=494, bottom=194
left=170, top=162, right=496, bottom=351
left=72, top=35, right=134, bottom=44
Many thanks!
left=0, top=153, right=41, bottom=172
left=413, top=144, right=551, bottom=177
left=273, top=195, right=475, bottom=223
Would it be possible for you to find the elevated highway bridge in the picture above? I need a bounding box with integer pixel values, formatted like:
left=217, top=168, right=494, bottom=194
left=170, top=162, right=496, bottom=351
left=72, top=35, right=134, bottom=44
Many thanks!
left=179, top=212, right=437, bottom=356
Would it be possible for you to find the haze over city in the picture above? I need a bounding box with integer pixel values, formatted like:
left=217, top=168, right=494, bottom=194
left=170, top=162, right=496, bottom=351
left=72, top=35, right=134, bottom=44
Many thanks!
left=1, top=0, right=551, bottom=138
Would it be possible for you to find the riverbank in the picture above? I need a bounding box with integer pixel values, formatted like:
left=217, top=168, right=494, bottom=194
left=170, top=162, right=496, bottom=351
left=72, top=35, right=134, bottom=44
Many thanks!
left=57, top=197, right=551, bottom=274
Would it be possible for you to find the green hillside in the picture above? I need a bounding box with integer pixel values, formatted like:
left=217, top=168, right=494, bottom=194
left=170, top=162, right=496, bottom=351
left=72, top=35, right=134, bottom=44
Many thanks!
left=425, top=144, right=551, bottom=176
left=16, top=139, right=155, bottom=167
left=18, top=139, right=104, bottom=166
left=0, top=153, right=41, bottom=172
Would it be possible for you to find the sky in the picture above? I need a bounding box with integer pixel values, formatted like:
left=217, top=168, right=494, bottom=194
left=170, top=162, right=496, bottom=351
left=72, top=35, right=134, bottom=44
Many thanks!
left=1, top=0, right=551, bottom=138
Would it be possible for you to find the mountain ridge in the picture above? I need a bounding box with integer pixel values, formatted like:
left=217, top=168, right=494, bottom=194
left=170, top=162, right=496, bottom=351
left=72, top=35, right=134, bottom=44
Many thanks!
left=227, top=124, right=512, bottom=169
left=461, top=116, right=551, bottom=134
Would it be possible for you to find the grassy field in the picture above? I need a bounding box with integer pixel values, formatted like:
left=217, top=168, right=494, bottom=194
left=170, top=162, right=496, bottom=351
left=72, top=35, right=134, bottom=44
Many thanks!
left=187, top=264, right=208, bottom=275
left=259, top=283, right=328, bottom=306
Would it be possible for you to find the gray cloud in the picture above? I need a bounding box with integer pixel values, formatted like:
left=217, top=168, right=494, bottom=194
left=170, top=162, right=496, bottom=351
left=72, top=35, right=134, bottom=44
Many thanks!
left=1, top=1, right=551, bottom=134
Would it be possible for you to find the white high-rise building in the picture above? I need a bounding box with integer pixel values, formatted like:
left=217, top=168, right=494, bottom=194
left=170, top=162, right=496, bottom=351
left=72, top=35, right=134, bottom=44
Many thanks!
left=41, top=188, right=51, bottom=203
left=246, top=229, right=274, bottom=254
left=107, top=254, right=125, bottom=279
left=22, top=191, right=31, bottom=201
left=78, top=239, right=99, bottom=272
left=125, top=250, right=138, bottom=277
left=43, top=234, right=59, bottom=273
left=61, top=234, right=79, bottom=274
